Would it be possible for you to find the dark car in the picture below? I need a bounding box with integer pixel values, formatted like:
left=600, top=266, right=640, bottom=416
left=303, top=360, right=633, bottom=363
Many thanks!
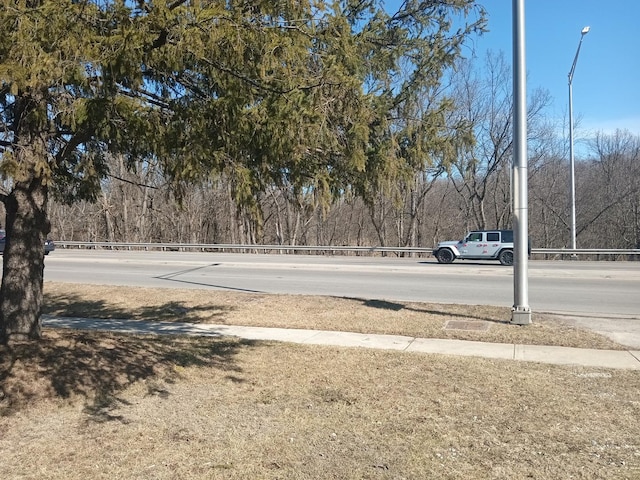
left=0, top=229, right=55, bottom=255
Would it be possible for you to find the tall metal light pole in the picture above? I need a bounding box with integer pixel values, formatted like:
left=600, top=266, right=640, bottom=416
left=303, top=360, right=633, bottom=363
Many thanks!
left=568, top=26, right=590, bottom=250
left=511, top=0, right=531, bottom=325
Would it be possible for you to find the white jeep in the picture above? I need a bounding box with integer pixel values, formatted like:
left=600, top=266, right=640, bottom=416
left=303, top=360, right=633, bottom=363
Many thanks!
left=432, top=230, right=515, bottom=266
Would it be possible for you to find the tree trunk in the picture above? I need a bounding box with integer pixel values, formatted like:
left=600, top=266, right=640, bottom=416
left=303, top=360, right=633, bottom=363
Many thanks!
left=0, top=178, right=49, bottom=342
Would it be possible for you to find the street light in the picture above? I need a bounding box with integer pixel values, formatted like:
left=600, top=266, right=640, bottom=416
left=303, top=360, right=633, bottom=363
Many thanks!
left=568, top=25, right=590, bottom=250
left=511, top=0, right=531, bottom=325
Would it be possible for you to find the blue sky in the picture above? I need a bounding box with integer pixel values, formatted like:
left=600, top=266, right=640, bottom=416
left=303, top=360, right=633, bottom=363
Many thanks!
left=474, top=0, right=640, bottom=138
left=384, top=1, right=640, bottom=142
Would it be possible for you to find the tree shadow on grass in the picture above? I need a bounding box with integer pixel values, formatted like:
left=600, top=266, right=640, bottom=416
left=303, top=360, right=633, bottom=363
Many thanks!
left=42, top=291, right=235, bottom=324
left=0, top=329, right=253, bottom=419
left=352, top=298, right=511, bottom=325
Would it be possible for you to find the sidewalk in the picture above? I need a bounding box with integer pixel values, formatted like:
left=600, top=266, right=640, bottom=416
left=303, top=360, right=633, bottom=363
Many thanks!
left=43, top=316, right=640, bottom=370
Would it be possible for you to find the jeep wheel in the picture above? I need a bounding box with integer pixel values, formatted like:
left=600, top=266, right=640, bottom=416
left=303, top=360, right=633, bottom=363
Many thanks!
left=436, top=248, right=455, bottom=264
left=498, top=249, right=514, bottom=266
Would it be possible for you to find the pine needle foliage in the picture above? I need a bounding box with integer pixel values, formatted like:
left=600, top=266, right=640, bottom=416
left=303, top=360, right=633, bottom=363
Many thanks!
left=0, top=0, right=485, bottom=340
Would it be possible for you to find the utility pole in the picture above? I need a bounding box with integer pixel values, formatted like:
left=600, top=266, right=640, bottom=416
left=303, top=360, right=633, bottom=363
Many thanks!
left=568, top=26, right=590, bottom=251
left=511, top=0, right=531, bottom=325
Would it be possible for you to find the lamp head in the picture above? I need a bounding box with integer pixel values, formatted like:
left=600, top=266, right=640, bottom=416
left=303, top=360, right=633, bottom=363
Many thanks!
left=581, top=26, right=590, bottom=35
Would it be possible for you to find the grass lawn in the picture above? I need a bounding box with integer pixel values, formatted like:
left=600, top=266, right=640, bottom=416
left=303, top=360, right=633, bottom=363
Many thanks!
left=1, top=282, right=638, bottom=479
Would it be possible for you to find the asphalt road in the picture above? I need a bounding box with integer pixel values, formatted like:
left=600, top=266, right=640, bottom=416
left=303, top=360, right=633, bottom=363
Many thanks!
left=39, top=250, right=640, bottom=347
left=40, top=250, right=638, bottom=313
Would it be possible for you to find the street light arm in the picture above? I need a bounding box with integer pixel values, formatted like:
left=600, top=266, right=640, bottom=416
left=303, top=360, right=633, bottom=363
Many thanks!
left=568, top=28, right=590, bottom=84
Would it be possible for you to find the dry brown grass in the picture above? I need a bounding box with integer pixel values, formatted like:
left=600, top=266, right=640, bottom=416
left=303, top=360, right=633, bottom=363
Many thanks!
left=42, top=282, right=623, bottom=350
left=1, top=330, right=639, bottom=479
left=1, top=282, right=639, bottom=479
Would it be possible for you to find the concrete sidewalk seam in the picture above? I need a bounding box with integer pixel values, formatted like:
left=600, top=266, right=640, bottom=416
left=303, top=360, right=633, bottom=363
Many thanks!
left=514, top=344, right=522, bottom=361
left=403, top=338, right=418, bottom=352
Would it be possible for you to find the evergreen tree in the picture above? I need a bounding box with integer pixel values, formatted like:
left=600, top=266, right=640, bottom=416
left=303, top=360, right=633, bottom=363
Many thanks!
left=0, top=0, right=484, bottom=341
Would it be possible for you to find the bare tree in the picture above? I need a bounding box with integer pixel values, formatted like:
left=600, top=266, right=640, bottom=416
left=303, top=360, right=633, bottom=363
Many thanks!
left=448, top=52, right=552, bottom=230
left=580, top=130, right=640, bottom=248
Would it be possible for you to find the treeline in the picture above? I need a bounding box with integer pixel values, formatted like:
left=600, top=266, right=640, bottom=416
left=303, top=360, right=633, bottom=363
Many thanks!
left=47, top=51, right=640, bottom=251
left=47, top=127, right=640, bottom=250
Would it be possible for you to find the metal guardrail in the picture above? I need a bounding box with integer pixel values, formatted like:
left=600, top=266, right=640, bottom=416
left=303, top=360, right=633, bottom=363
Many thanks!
left=531, top=248, right=640, bottom=256
left=53, top=241, right=640, bottom=257
left=55, top=242, right=432, bottom=253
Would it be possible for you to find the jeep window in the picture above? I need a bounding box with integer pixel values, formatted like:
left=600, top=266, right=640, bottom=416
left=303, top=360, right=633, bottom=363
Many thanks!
left=487, top=232, right=500, bottom=242
left=466, top=232, right=483, bottom=242
left=502, top=230, right=514, bottom=243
